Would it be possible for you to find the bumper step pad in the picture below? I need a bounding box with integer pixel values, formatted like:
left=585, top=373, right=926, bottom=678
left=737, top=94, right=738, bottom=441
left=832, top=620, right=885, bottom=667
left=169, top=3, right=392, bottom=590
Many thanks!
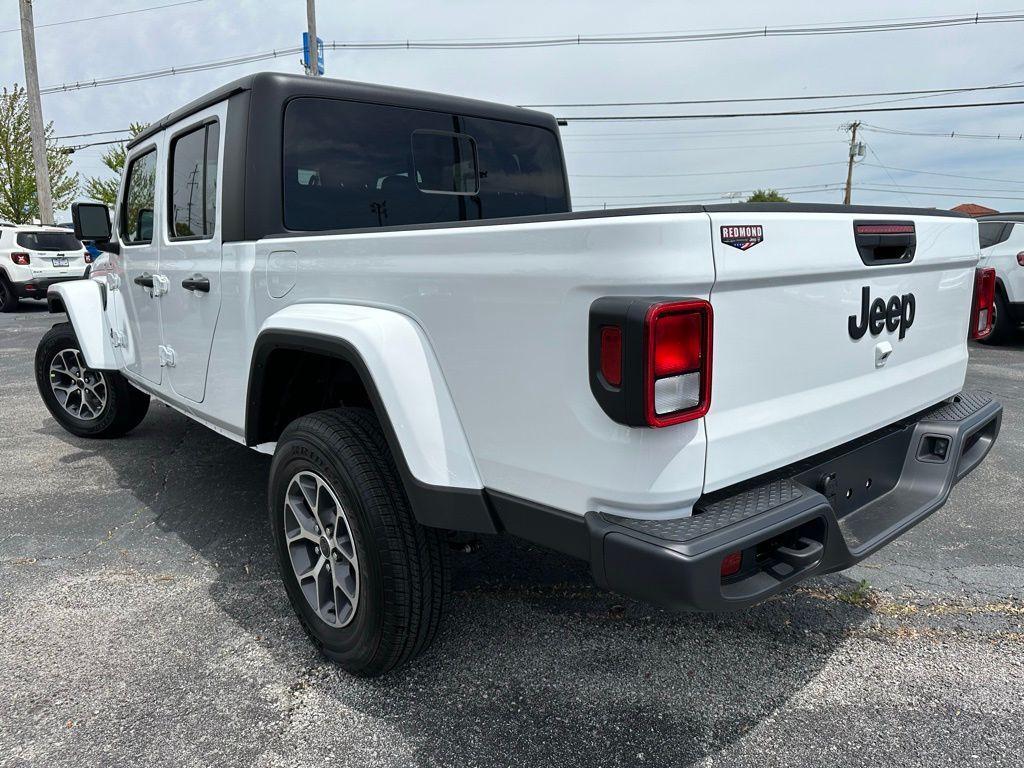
left=586, top=390, right=1002, bottom=612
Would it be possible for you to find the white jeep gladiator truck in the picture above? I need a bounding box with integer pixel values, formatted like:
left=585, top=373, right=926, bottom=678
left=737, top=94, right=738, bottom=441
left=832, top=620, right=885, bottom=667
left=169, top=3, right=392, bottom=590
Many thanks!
left=978, top=212, right=1024, bottom=342
left=37, top=73, right=1002, bottom=676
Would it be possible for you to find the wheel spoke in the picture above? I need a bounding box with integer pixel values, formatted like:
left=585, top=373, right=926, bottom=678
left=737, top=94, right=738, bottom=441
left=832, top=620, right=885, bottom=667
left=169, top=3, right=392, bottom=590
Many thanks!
left=48, top=348, right=107, bottom=422
left=283, top=470, right=359, bottom=628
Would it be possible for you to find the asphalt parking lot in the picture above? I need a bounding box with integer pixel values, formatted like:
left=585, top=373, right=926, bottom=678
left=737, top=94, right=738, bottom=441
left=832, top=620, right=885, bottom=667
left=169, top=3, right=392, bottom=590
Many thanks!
left=1, top=302, right=1022, bottom=768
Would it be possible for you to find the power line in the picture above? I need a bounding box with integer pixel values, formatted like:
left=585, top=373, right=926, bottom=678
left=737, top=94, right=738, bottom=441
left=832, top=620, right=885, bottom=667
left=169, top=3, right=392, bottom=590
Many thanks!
left=0, top=0, right=207, bottom=35
left=569, top=161, right=847, bottom=179
left=860, top=162, right=1024, bottom=185
left=574, top=183, right=847, bottom=200
left=861, top=122, right=1024, bottom=140
left=562, top=125, right=840, bottom=139
left=865, top=145, right=913, bottom=206
left=37, top=10, right=1024, bottom=94
left=555, top=98, right=1024, bottom=122
left=525, top=80, right=1024, bottom=108
left=54, top=128, right=131, bottom=140
left=856, top=186, right=1024, bottom=201
left=311, top=11, right=1024, bottom=48
left=564, top=139, right=843, bottom=154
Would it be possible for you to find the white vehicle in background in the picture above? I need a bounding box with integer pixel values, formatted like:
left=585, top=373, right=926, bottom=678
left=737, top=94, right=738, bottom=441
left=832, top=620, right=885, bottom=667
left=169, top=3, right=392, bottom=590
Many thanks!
left=977, top=213, right=1024, bottom=342
left=37, top=73, right=1003, bottom=676
left=0, top=225, right=90, bottom=312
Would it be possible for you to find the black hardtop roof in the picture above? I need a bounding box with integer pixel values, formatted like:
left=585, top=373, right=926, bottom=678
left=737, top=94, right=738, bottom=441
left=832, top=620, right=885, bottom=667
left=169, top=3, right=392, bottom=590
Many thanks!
left=128, top=71, right=558, bottom=149
left=978, top=212, right=1024, bottom=223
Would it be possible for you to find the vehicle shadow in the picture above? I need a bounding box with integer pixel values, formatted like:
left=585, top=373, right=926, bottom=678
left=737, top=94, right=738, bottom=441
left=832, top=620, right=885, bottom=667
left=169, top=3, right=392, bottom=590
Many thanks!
left=42, top=403, right=872, bottom=767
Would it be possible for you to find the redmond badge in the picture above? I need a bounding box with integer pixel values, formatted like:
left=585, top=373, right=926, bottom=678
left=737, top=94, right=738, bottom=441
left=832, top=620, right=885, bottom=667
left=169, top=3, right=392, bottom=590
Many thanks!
left=721, top=225, right=764, bottom=251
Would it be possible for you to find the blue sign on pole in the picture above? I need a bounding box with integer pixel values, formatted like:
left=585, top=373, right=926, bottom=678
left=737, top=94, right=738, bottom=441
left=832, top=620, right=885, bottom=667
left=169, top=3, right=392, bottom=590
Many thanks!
left=302, top=32, right=325, bottom=75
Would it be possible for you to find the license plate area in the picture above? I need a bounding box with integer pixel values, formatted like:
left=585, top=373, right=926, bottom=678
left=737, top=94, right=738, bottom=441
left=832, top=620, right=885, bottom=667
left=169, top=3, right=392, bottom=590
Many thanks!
left=792, top=426, right=913, bottom=518
left=50, top=256, right=69, bottom=267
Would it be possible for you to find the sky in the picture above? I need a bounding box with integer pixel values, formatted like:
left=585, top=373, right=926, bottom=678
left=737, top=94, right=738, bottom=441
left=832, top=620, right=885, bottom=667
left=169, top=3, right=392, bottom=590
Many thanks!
left=2, top=0, right=1024, bottom=216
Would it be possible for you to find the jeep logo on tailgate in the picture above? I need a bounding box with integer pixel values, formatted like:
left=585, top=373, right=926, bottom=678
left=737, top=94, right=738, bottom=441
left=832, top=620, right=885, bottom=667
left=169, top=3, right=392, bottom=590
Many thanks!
left=849, top=286, right=916, bottom=340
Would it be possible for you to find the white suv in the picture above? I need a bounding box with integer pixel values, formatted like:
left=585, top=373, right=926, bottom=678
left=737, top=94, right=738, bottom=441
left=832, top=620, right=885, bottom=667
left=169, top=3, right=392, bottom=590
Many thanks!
left=0, top=225, right=89, bottom=312
left=978, top=213, right=1024, bottom=342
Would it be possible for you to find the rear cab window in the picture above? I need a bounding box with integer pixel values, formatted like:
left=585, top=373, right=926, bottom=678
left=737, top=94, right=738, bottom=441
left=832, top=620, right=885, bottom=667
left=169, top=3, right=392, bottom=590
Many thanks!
left=16, top=231, right=82, bottom=251
left=168, top=121, right=220, bottom=239
left=282, top=97, right=568, bottom=232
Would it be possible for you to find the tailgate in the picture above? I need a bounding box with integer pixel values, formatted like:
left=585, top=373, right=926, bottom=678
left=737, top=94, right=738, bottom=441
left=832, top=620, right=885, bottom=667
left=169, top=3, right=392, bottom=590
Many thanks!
left=704, top=209, right=978, bottom=492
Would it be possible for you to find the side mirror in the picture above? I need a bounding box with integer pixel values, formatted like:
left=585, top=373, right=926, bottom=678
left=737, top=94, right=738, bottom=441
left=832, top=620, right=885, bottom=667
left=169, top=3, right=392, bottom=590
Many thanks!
left=136, top=208, right=154, bottom=242
left=72, top=202, right=112, bottom=242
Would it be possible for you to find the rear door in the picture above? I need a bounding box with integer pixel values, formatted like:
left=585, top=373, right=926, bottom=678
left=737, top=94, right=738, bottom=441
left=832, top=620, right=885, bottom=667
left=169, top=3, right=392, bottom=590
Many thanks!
left=703, top=209, right=979, bottom=492
left=159, top=113, right=223, bottom=403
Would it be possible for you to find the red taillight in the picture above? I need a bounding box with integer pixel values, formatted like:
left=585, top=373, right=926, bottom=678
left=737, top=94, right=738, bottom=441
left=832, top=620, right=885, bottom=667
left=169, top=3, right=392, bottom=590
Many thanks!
left=10, top=252, right=29, bottom=266
left=83, top=252, right=94, bottom=264
left=1017, top=252, right=1024, bottom=267
left=971, top=267, right=996, bottom=340
left=720, top=550, right=742, bottom=578
left=644, top=300, right=712, bottom=427
left=599, top=326, right=622, bottom=387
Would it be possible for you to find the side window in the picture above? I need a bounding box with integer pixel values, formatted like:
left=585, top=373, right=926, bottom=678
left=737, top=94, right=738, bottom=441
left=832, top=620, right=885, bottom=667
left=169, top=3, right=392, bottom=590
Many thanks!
left=282, top=98, right=570, bottom=232
left=283, top=98, right=455, bottom=231
left=411, top=130, right=479, bottom=195
left=979, top=221, right=1014, bottom=249
left=122, top=149, right=157, bottom=245
left=168, top=122, right=220, bottom=239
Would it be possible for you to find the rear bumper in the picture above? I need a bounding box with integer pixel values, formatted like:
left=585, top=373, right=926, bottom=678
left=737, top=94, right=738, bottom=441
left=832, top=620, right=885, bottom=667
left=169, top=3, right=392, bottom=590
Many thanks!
left=584, top=390, right=1002, bottom=612
left=13, top=275, right=83, bottom=299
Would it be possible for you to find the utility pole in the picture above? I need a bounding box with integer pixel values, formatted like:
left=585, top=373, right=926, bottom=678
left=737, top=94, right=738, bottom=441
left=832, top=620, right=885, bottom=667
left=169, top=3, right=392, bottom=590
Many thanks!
left=843, top=121, right=863, bottom=206
left=19, top=0, right=54, bottom=225
left=306, top=0, right=319, bottom=77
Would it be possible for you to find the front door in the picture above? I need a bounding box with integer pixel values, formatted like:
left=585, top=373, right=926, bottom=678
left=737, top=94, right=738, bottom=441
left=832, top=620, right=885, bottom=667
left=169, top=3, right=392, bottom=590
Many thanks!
left=118, top=146, right=163, bottom=385
left=159, top=118, right=223, bottom=403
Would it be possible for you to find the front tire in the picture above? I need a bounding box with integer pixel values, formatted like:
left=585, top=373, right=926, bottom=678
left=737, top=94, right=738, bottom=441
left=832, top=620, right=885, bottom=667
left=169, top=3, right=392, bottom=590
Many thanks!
left=269, top=408, right=449, bottom=676
left=34, top=323, right=150, bottom=438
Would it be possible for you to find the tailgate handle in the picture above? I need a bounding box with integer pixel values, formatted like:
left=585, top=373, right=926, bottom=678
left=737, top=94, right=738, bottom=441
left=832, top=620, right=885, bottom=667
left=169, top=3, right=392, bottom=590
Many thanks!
left=773, top=536, right=823, bottom=569
left=853, top=221, right=916, bottom=266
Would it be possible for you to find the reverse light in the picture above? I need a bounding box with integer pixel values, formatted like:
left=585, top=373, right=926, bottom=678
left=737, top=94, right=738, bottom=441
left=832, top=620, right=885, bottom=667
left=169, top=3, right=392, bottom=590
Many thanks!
left=970, top=267, right=996, bottom=340
left=644, top=300, right=713, bottom=427
left=10, top=252, right=30, bottom=266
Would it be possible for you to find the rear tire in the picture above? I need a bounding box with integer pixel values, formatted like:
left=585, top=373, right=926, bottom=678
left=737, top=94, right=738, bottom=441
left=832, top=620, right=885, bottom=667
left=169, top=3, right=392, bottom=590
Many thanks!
left=0, top=274, right=19, bottom=313
left=269, top=407, right=449, bottom=676
left=34, top=323, right=150, bottom=438
left=978, top=290, right=1017, bottom=345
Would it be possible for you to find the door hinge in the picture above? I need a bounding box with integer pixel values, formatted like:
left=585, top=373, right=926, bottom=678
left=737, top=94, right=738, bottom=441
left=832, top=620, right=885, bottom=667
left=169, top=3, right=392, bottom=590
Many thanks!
left=158, top=345, right=176, bottom=367
left=152, top=274, right=170, bottom=297
left=109, top=328, right=127, bottom=348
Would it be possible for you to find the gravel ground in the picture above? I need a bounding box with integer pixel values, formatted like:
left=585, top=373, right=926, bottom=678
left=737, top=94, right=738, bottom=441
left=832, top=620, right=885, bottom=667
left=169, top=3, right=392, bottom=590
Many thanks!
left=1, top=302, right=1022, bottom=768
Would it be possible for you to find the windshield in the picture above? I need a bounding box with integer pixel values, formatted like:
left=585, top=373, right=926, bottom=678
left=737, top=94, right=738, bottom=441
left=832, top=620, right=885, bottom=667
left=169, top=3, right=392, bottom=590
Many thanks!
left=16, top=231, right=83, bottom=251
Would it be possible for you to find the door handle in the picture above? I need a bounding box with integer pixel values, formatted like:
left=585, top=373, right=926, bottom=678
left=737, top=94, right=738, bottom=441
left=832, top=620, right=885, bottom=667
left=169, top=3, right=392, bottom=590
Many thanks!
left=181, top=273, right=211, bottom=293
left=133, top=272, right=154, bottom=288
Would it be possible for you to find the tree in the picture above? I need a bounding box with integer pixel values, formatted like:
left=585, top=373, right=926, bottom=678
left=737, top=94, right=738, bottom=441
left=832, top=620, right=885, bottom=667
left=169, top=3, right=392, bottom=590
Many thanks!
left=84, top=122, right=148, bottom=208
left=746, top=189, right=790, bottom=203
left=0, top=84, right=79, bottom=223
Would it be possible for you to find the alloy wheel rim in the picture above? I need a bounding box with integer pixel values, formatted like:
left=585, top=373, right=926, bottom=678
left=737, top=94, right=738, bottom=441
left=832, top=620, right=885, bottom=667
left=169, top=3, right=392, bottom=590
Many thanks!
left=49, top=348, right=108, bottom=421
left=283, top=470, right=360, bottom=628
